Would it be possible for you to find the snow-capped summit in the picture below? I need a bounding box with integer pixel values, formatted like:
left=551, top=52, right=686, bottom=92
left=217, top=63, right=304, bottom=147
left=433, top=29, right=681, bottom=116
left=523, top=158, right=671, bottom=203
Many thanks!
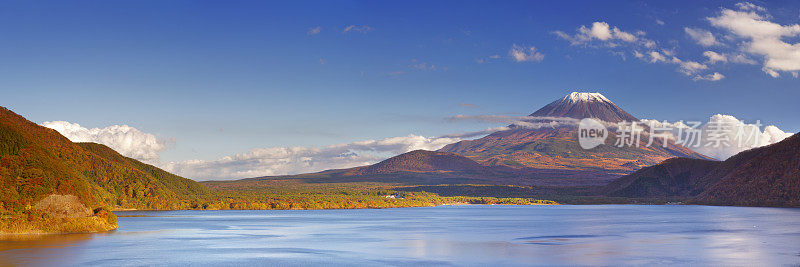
left=530, top=92, right=637, bottom=123
left=564, top=92, right=611, bottom=103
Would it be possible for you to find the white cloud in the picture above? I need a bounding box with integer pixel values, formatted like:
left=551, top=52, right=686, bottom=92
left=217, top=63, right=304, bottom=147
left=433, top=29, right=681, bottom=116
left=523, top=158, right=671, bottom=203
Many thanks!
left=475, top=54, right=501, bottom=64
left=410, top=61, right=436, bottom=71
left=163, top=134, right=467, bottom=181
left=447, top=114, right=578, bottom=124
left=703, top=51, right=728, bottom=64
left=307, top=26, right=322, bottom=35
left=730, top=53, right=758, bottom=64
left=342, top=25, right=372, bottom=34
left=633, top=50, right=645, bottom=59
left=708, top=4, right=800, bottom=77
left=439, top=126, right=510, bottom=139
left=556, top=3, right=800, bottom=80
left=588, top=21, right=613, bottom=40
left=685, top=27, right=720, bottom=46
left=735, top=2, right=766, bottom=12
left=447, top=115, right=581, bottom=131
left=509, top=44, right=544, bottom=62
left=555, top=21, right=723, bottom=81
left=614, top=31, right=637, bottom=43
left=649, top=51, right=667, bottom=63
left=42, top=121, right=169, bottom=164
left=678, top=60, right=709, bottom=75
left=386, top=71, right=404, bottom=77
left=693, top=72, right=726, bottom=81
left=555, top=21, right=640, bottom=45
left=641, top=114, right=793, bottom=160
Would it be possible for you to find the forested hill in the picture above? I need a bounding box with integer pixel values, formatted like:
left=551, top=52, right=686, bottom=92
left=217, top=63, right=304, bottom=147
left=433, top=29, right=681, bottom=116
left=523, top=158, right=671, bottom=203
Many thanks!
left=77, top=142, right=210, bottom=198
left=603, top=132, right=800, bottom=207
left=0, top=106, right=210, bottom=214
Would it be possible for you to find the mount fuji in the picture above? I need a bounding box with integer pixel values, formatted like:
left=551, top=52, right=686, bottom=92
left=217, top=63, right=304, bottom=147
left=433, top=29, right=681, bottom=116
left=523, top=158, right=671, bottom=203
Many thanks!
left=255, top=92, right=712, bottom=187
left=438, top=92, right=710, bottom=185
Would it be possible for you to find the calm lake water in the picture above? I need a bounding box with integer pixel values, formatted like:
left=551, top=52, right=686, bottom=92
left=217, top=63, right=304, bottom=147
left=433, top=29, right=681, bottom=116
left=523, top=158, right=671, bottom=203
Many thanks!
left=2, top=205, right=800, bottom=266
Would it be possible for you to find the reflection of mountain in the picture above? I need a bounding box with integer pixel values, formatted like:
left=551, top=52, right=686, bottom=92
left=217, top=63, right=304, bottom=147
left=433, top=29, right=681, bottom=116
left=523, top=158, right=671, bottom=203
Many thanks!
left=604, top=132, right=800, bottom=207
left=438, top=92, right=710, bottom=185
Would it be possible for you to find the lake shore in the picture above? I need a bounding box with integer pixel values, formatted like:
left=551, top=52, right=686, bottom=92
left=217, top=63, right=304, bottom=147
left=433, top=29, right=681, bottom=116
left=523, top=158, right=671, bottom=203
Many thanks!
left=0, top=215, right=117, bottom=237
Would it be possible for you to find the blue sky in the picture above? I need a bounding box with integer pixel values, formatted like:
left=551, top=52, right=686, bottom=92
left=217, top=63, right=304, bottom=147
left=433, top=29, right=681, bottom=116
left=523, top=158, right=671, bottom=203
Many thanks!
left=2, top=0, right=799, bottom=179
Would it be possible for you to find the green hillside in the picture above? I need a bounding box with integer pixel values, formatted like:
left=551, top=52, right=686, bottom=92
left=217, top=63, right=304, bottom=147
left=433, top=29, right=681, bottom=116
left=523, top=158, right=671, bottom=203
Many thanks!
left=0, top=106, right=211, bottom=233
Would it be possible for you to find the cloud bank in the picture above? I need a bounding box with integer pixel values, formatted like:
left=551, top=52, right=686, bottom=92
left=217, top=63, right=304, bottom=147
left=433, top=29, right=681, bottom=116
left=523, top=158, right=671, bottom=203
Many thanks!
left=162, top=115, right=585, bottom=181
left=162, top=134, right=466, bottom=181
left=41, top=121, right=169, bottom=164
left=707, top=3, right=800, bottom=77
left=554, top=2, right=800, bottom=80
left=555, top=20, right=716, bottom=81
left=641, top=114, right=792, bottom=160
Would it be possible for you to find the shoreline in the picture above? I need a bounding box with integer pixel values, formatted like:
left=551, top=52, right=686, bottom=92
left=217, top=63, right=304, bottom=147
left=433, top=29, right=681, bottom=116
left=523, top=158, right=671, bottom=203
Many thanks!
left=0, top=228, right=117, bottom=238
left=111, top=201, right=560, bottom=212
left=110, top=202, right=800, bottom=213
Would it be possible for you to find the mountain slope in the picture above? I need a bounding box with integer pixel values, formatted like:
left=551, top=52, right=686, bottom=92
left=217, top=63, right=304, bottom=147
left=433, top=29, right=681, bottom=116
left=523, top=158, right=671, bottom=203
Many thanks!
left=77, top=142, right=211, bottom=197
left=439, top=92, right=711, bottom=185
left=0, top=106, right=210, bottom=215
left=603, top=158, right=720, bottom=198
left=696, top=132, right=800, bottom=206
left=603, top=132, right=800, bottom=207
left=354, top=150, right=491, bottom=174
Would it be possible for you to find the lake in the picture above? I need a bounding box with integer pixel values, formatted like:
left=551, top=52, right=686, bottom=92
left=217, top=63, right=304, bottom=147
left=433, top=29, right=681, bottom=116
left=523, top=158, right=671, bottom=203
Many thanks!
left=2, top=205, right=800, bottom=266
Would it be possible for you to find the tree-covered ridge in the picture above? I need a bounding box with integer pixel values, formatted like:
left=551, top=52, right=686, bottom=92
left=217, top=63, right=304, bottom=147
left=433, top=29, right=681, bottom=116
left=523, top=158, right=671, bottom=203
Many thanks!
left=602, top=132, right=800, bottom=207
left=77, top=142, right=211, bottom=199
left=202, top=179, right=557, bottom=210
left=0, top=106, right=210, bottom=216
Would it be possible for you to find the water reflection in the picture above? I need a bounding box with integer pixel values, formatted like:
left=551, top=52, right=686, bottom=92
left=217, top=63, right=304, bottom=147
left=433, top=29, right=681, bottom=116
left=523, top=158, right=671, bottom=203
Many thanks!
left=0, top=232, right=97, bottom=266
left=0, top=205, right=798, bottom=266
